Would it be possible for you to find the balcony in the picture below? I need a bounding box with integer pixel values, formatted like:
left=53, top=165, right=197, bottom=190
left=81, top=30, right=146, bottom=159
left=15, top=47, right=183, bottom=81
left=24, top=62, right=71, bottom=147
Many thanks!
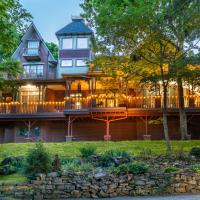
left=0, top=95, right=199, bottom=116
left=23, top=48, right=40, bottom=61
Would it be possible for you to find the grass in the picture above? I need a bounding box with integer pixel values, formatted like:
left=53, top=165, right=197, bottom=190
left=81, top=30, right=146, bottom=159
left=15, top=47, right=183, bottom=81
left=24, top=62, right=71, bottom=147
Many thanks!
left=0, top=140, right=200, bottom=161
left=0, top=140, right=199, bottom=184
left=0, top=173, right=27, bottom=184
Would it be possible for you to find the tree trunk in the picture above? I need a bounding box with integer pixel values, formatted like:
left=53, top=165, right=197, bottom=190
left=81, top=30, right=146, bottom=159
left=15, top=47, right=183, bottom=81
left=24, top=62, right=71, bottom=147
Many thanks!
left=177, top=77, right=188, bottom=140
left=162, top=84, right=172, bottom=152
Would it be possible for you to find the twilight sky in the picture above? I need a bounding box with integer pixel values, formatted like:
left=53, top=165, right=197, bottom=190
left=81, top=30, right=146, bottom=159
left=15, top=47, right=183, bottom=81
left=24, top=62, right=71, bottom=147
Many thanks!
left=19, top=0, right=83, bottom=44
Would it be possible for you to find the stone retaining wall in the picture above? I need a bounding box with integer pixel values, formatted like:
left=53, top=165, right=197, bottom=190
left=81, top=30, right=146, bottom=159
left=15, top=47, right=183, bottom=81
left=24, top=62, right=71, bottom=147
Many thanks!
left=0, top=172, right=200, bottom=199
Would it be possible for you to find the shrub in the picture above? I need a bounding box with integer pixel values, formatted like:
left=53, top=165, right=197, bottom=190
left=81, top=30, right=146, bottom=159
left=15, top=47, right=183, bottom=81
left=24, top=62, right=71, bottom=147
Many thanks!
left=109, top=162, right=148, bottom=175
left=191, top=164, right=200, bottom=173
left=99, top=149, right=132, bottom=167
left=24, top=142, right=52, bottom=178
left=0, top=157, right=25, bottom=175
left=61, top=160, right=94, bottom=173
left=190, top=147, right=200, bottom=157
left=138, top=148, right=153, bottom=160
left=164, top=166, right=178, bottom=173
left=79, top=146, right=96, bottom=158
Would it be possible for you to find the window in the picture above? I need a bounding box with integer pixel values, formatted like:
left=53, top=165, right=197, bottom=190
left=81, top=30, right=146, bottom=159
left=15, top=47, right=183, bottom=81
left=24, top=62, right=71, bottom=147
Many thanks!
left=62, top=38, right=73, bottom=49
left=77, top=38, right=88, bottom=49
left=61, top=59, right=73, bottom=67
left=27, top=41, right=39, bottom=55
left=23, top=64, right=44, bottom=78
left=17, top=127, right=41, bottom=137
left=76, top=59, right=87, bottom=67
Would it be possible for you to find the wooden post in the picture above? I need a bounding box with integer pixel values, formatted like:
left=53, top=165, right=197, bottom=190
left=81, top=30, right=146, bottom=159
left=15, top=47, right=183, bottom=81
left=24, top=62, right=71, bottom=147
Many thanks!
left=66, top=116, right=73, bottom=141
left=104, top=117, right=111, bottom=141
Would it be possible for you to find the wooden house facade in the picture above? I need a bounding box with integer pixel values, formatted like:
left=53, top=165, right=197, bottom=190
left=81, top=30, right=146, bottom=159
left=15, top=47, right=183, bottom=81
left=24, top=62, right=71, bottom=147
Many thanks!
left=0, top=17, right=200, bottom=143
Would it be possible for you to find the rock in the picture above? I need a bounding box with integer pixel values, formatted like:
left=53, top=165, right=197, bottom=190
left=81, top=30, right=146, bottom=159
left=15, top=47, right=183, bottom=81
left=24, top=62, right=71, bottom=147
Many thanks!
left=94, top=172, right=107, bottom=179
left=47, top=172, right=58, bottom=177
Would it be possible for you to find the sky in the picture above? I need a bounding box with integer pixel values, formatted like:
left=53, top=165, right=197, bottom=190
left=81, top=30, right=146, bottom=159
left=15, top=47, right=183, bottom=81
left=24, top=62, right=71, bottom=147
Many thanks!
left=19, top=0, right=83, bottom=44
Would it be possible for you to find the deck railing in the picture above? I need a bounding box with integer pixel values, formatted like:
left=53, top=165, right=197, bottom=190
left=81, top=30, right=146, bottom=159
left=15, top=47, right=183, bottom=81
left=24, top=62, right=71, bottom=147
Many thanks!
left=0, top=95, right=199, bottom=114
left=0, top=102, right=65, bottom=114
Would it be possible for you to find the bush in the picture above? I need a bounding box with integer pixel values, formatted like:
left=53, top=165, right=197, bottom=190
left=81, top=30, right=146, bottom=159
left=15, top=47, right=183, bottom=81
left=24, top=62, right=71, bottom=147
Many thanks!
left=191, top=164, right=200, bottom=173
left=24, top=142, right=52, bottom=178
left=0, top=157, right=25, bottom=175
left=164, top=166, right=178, bottom=173
left=61, top=159, right=94, bottom=173
left=99, top=150, right=132, bottom=167
left=109, top=162, right=148, bottom=175
left=138, top=148, right=153, bottom=160
left=79, top=146, right=96, bottom=158
left=190, top=147, right=200, bottom=157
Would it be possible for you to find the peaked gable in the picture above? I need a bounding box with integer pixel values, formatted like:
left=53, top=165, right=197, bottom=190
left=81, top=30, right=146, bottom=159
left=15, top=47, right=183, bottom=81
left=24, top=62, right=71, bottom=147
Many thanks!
left=12, top=23, right=56, bottom=62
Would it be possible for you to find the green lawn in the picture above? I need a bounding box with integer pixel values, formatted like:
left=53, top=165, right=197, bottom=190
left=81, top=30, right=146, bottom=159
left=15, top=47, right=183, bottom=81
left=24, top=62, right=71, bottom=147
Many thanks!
left=0, top=173, right=27, bottom=184
left=0, top=140, right=200, bottom=161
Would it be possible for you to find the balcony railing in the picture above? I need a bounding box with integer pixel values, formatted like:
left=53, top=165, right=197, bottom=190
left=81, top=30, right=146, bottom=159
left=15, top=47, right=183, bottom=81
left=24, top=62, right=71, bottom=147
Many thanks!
left=0, top=102, right=65, bottom=114
left=0, top=95, right=199, bottom=114
left=65, top=95, right=200, bottom=109
left=23, top=48, right=39, bottom=56
left=23, top=48, right=40, bottom=61
left=19, top=72, right=56, bottom=80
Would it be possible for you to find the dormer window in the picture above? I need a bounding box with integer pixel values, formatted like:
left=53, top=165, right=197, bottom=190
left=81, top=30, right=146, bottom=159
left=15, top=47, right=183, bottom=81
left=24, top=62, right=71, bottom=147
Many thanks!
left=77, top=37, right=88, bottom=49
left=62, top=38, right=73, bottom=49
left=27, top=40, right=39, bottom=55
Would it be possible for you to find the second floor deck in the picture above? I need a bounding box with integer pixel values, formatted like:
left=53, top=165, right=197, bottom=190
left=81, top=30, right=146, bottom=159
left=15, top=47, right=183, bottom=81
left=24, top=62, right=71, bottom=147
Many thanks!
left=0, top=95, right=199, bottom=118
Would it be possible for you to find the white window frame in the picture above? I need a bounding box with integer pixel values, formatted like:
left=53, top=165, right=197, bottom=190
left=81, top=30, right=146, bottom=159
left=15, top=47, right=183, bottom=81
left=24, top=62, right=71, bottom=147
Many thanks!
left=23, top=64, right=44, bottom=78
left=76, top=37, right=88, bottom=49
left=61, top=38, right=73, bottom=50
left=60, top=59, right=73, bottom=67
left=76, top=59, right=88, bottom=67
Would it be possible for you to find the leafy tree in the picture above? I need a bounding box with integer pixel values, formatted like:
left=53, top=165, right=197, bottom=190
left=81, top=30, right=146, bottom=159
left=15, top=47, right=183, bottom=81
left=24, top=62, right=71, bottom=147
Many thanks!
left=81, top=0, right=200, bottom=148
left=163, top=0, right=200, bottom=139
left=81, top=0, right=174, bottom=151
left=0, top=0, right=32, bottom=93
left=46, top=42, right=58, bottom=59
left=25, top=142, right=52, bottom=178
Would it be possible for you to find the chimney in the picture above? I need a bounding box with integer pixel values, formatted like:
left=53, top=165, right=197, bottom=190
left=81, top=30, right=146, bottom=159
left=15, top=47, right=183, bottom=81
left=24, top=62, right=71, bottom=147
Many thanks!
left=71, top=16, right=83, bottom=22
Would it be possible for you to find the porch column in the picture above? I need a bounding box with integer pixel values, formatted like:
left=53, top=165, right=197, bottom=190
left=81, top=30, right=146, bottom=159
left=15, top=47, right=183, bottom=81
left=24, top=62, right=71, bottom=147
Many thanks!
left=143, top=116, right=151, bottom=140
left=42, top=85, right=47, bottom=102
left=65, top=80, right=72, bottom=109
left=104, top=120, right=111, bottom=141
left=90, top=77, right=96, bottom=107
left=66, top=116, right=73, bottom=141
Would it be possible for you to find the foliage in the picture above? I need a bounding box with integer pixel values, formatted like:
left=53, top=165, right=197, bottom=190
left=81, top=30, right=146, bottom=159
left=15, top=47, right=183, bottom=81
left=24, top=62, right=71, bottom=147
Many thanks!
left=191, top=164, right=200, bottom=173
left=1, top=141, right=200, bottom=161
left=190, top=147, right=200, bottom=157
left=0, top=156, right=25, bottom=175
left=0, top=0, right=32, bottom=92
left=0, top=0, right=32, bottom=56
left=109, top=162, right=148, bottom=175
left=79, top=146, right=96, bottom=158
left=61, top=159, right=94, bottom=173
left=138, top=148, right=154, bottom=160
left=24, top=142, right=52, bottom=178
left=46, top=42, right=58, bottom=59
left=99, top=149, right=131, bottom=167
left=81, top=0, right=200, bottom=148
left=164, top=166, right=178, bottom=173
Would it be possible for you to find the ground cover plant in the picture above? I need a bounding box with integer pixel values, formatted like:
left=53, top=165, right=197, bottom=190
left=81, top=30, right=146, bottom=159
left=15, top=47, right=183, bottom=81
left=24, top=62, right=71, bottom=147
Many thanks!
left=0, top=141, right=200, bottom=183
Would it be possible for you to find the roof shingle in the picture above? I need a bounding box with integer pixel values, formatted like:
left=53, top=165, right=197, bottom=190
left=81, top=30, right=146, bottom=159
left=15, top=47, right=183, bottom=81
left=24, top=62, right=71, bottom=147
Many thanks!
left=56, top=18, right=93, bottom=36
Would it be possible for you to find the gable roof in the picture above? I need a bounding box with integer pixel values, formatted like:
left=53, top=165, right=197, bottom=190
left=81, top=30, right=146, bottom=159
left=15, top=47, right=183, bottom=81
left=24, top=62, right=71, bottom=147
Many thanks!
left=56, top=18, right=93, bottom=37
left=12, top=22, right=57, bottom=63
